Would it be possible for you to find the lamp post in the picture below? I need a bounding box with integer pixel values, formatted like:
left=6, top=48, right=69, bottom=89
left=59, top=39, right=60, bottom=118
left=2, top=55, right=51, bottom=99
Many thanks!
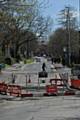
left=63, top=47, right=67, bottom=65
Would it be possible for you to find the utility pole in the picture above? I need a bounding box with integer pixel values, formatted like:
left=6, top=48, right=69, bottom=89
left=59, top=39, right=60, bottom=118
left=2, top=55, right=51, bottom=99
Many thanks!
left=79, top=0, right=80, bottom=61
left=65, top=7, right=71, bottom=66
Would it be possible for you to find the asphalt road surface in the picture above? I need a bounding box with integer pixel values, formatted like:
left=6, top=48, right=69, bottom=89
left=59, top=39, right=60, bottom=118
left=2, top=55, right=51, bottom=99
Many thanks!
left=1, top=59, right=79, bottom=120
left=15, top=62, right=60, bottom=86
left=0, top=96, right=80, bottom=120
left=0, top=60, right=58, bottom=84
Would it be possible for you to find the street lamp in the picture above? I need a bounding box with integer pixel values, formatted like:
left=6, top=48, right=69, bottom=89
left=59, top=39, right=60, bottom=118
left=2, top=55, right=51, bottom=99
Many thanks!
left=63, top=47, right=67, bottom=65
left=36, top=33, right=40, bottom=37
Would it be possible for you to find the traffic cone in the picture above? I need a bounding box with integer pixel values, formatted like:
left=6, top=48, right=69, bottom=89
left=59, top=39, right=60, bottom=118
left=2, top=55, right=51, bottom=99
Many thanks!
left=28, top=75, right=31, bottom=83
left=28, top=78, right=31, bottom=83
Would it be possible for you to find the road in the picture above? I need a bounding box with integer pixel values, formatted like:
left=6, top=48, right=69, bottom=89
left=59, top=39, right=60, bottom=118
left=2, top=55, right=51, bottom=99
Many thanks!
left=0, top=59, right=80, bottom=120
left=0, top=96, right=80, bottom=120
left=15, top=62, right=61, bottom=86
left=0, top=61, right=59, bottom=84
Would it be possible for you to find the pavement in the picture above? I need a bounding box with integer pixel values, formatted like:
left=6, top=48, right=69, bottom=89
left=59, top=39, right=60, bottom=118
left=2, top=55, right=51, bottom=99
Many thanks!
left=0, top=96, right=80, bottom=120
left=0, top=59, right=80, bottom=120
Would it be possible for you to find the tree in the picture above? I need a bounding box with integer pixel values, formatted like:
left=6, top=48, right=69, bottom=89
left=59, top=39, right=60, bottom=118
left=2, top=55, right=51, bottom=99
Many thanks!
left=58, top=6, right=78, bottom=29
left=48, top=28, right=79, bottom=64
left=58, top=6, right=79, bottom=65
left=48, top=28, right=66, bottom=57
left=0, top=0, right=53, bottom=59
left=48, top=6, right=79, bottom=65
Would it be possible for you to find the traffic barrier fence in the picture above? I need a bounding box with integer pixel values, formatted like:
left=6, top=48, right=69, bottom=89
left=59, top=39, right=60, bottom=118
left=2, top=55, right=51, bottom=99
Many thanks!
left=7, top=85, right=21, bottom=97
left=0, top=82, right=7, bottom=94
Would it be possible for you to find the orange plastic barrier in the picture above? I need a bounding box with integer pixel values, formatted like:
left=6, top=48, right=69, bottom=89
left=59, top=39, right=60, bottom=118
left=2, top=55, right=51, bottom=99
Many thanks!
left=7, top=85, right=21, bottom=97
left=0, top=82, right=33, bottom=97
left=64, top=91, right=75, bottom=96
left=7, top=85, right=13, bottom=95
left=46, top=85, right=58, bottom=95
left=49, top=79, right=63, bottom=86
left=21, top=93, right=33, bottom=97
left=71, top=79, right=80, bottom=89
left=0, top=82, right=7, bottom=94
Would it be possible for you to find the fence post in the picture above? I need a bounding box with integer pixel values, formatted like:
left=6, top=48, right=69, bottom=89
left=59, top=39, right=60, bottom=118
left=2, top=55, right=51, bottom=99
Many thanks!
left=25, top=75, right=27, bottom=89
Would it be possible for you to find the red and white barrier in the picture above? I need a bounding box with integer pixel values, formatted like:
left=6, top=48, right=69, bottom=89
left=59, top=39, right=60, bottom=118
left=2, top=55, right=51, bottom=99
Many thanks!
left=7, top=85, right=21, bottom=97
left=0, top=81, right=7, bottom=94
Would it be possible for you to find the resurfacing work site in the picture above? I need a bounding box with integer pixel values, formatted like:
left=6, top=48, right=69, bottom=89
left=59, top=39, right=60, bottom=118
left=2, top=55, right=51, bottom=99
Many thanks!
left=0, top=61, right=80, bottom=120
left=0, top=95, right=80, bottom=120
